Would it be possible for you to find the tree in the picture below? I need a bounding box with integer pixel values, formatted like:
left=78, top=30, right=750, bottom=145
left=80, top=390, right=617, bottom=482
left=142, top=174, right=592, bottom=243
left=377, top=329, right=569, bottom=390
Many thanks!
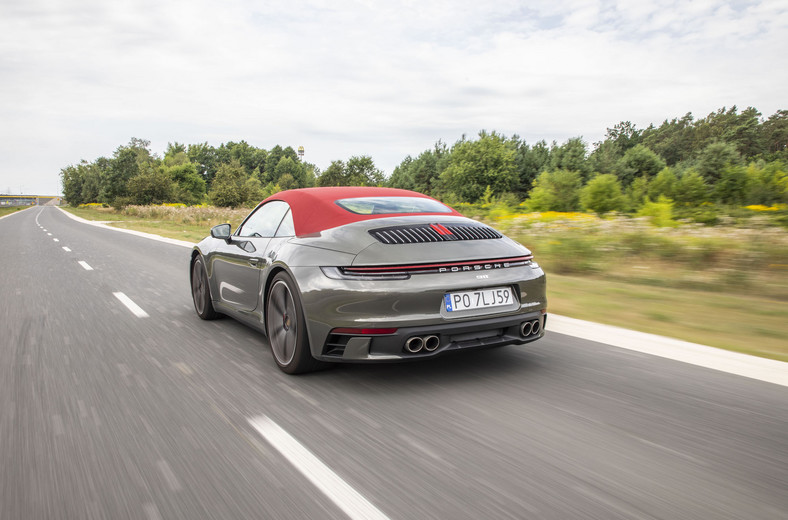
left=625, top=175, right=650, bottom=211
left=588, top=139, right=621, bottom=175
left=167, top=163, right=206, bottom=204
left=549, top=138, right=590, bottom=181
left=605, top=121, right=642, bottom=152
left=524, top=169, right=582, bottom=212
left=762, top=110, right=788, bottom=161
left=277, top=173, right=297, bottom=190
left=647, top=167, right=678, bottom=201
left=514, top=139, right=551, bottom=197
left=209, top=160, right=247, bottom=207
left=745, top=162, right=788, bottom=205
left=80, top=161, right=105, bottom=203
left=389, top=141, right=449, bottom=195
left=317, top=160, right=346, bottom=187
left=243, top=176, right=265, bottom=206
left=101, top=138, right=156, bottom=204
left=714, top=165, right=748, bottom=205
left=580, top=174, right=625, bottom=215
left=274, top=157, right=307, bottom=188
left=127, top=165, right=175, bottom=205
left=614, top=144, right=666, bottom=186
left=61, top=162, right=86, bottom=205
left=263, top=145, right=297, bottom=182
left=695, top=141, right=742, bottom=183
left=164, top=142, right=188, bottom=166
left=188, top=143, right=220, bottom=186
left=388, top=156, right=415, bottom=190
left=317, top=156, right=383, bottom=187
left=224, top=141, right=267, bottom=178
left=673, top=170, right=708, bottom=205
left=440, top=132, right=518, bottom=202
left=693, top=106, right=763, bottom=159
left=640, top=112, right=696, bottom=165
left=346, top=155, right=384, bottom=186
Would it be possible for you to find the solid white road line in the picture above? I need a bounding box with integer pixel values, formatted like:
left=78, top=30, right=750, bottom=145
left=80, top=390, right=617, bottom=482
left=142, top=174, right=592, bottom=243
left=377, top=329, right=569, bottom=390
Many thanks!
left=113, top=292, right=150, bottom=318
left=78, top=261, right=93, bottom=271
left=62, top=246, right=71, bottom=252
left=547, top=314, right=788, bottom=387
left=248, top=415, right=391, bottom=520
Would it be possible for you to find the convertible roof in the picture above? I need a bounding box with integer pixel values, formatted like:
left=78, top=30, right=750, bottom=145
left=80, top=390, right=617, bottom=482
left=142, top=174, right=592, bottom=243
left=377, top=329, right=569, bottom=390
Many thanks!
left=260, top=186, right=462, bottom=236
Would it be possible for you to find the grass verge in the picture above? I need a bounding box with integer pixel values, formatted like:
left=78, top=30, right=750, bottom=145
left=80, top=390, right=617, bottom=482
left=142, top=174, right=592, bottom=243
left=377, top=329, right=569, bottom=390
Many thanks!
left=547, top=274, right=787, bottom=362
left=0, top=206, right=29, bottom=218
left=62, top=205, right=788, bottom=362
left=64, top=205, right=246, bottom=243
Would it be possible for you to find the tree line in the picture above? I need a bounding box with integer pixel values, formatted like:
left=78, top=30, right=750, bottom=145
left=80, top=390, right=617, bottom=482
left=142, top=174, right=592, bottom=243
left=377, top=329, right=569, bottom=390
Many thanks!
left=61, top=106, right=787, bottom=218
left=60, top=138, right=384, bottom=208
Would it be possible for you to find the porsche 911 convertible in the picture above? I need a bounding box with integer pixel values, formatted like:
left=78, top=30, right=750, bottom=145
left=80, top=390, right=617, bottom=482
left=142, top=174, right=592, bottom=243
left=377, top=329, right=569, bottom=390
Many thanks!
left=190, top=187, right=547, bottom=373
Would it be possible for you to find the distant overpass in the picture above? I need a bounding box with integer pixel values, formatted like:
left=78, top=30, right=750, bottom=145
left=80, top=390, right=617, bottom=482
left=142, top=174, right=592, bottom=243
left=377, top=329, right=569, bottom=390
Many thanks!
left=0, top=195, right=61, bottom=206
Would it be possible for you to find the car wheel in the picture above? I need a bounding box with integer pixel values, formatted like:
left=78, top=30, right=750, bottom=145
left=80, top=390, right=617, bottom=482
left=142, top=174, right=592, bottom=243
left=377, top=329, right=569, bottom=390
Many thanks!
left=266, top=272, right=322, bottom=374
left=191, top=256, right=219, bottom=320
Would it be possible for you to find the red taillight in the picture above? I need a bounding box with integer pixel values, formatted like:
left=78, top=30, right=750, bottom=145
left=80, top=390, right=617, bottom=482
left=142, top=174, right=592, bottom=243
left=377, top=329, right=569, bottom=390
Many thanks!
left=331, top=328, right=398, bottom=335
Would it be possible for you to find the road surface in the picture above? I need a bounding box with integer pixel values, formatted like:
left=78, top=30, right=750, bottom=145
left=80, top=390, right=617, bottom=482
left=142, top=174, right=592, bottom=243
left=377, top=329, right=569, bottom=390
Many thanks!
left=1, top=206, right=787, bottom=519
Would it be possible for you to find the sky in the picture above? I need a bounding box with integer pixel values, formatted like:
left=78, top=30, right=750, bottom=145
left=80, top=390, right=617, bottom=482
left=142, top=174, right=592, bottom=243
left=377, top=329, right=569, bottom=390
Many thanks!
left=1, top=0, right=786, bottom=196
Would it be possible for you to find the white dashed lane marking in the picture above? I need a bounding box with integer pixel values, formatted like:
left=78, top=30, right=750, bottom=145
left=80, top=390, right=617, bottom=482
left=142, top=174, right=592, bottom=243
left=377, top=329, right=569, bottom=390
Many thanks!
left=248, top=415, right=390, bottom=520
left=78, top=261, right=93, bottom=271
left=62, top=247, right=71, bottom=252
left=113, top=292, right=150, bottom=318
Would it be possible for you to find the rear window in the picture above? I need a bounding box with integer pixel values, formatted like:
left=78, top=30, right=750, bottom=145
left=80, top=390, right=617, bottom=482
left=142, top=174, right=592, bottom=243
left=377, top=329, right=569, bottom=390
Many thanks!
left=335, top=196, right=452, bottom=215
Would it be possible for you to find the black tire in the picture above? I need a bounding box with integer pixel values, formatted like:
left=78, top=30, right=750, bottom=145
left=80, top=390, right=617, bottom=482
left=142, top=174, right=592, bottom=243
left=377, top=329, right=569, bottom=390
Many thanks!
left=191, top=256, right=219, bottom=320
left=265, top=272, right=322, bottom=374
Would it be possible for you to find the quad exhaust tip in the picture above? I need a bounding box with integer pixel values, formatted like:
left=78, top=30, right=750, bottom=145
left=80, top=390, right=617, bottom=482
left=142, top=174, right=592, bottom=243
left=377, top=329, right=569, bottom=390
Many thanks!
left=405, top=336, right=424, bottom=353
left=424, top=335, right=440, bottom=352
left=405, top=335, right=441, bottom=353
left=520, top=319, right=541, bottom=338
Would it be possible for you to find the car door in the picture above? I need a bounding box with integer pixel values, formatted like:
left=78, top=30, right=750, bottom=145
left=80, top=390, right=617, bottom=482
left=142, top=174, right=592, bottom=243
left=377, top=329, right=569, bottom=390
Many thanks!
left=210, top=201, right=290, bottom=312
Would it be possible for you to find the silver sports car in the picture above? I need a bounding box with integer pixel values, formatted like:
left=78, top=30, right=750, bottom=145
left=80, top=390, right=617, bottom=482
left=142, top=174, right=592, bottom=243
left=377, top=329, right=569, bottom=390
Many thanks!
left=190, top=187, right=547, bottom=374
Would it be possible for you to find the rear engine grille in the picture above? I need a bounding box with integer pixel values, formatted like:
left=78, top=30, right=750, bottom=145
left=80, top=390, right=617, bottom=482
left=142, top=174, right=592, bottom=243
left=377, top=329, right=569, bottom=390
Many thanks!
left=370, top=223, right=502, bottom=244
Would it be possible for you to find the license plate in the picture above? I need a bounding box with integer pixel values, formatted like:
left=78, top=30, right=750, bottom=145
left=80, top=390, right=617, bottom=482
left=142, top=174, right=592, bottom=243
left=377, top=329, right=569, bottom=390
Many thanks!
left=444, top=287, right=513, bottom=312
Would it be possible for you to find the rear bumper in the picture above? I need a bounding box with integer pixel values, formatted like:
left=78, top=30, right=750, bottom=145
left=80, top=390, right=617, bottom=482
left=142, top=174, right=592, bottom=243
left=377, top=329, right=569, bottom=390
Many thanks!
left=316, top=312, right=547, bottom=362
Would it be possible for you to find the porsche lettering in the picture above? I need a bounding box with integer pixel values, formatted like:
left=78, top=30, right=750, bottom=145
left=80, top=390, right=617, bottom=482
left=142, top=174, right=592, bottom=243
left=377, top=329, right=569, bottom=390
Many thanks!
left=438, top=262, right=510, bottom=273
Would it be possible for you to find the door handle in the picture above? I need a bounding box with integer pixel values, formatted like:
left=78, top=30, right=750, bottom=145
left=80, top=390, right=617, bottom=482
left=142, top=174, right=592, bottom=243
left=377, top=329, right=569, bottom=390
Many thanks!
left=249, top=258, right=260, bottom=267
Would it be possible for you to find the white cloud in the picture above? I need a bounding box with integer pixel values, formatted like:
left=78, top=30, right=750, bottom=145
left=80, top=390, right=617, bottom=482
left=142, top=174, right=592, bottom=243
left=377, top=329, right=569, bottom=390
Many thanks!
left=0, top=0, right=786, bottom=194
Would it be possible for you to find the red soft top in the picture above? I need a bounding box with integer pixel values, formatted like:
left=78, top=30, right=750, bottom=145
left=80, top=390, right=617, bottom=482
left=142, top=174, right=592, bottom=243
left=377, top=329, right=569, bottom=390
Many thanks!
left=260, top=186, right=462, bottom=236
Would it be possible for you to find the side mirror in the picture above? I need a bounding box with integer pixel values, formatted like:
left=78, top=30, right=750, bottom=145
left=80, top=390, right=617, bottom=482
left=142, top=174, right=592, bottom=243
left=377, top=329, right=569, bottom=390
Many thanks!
left=211, top=223, right=232, bottom=241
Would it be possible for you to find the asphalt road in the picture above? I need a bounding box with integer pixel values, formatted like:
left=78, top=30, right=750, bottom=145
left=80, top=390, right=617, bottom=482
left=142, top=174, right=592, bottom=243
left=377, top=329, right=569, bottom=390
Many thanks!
left=2, top=206, right=787, bottom=520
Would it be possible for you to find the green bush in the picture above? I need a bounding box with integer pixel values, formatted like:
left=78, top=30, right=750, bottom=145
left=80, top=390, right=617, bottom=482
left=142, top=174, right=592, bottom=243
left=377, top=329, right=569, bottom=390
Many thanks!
left=580, top=174, right=625, bottom=215
left=636, top=196, right=676, bottom=227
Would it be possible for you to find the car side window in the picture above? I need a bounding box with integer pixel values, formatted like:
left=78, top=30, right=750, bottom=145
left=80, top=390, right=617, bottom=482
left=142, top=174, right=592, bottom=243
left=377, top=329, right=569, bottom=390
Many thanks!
left=274, top=209, right=295, bottom=237
left=237, top=201, right=290, bottom=238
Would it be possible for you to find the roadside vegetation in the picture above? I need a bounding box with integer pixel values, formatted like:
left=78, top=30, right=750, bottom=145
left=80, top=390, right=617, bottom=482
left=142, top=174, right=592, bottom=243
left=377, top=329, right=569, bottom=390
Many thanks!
left=58, top=104, right=788, bottom=361
left=0, top=206, right=27, bottom=218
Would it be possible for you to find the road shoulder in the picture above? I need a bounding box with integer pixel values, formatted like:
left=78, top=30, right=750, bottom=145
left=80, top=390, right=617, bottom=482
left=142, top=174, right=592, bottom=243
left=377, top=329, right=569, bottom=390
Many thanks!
left=548, top=314, right=787, bottom=387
